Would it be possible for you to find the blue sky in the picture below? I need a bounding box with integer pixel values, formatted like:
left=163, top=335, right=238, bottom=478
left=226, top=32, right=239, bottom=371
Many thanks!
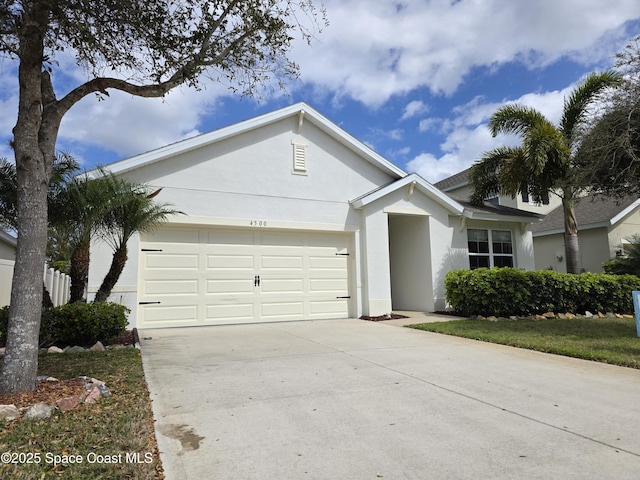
left=1, top=0, right=640, bottom=183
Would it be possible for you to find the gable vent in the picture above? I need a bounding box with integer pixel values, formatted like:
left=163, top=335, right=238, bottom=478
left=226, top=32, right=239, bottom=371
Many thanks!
left=292, top=143, right=307, bottom=174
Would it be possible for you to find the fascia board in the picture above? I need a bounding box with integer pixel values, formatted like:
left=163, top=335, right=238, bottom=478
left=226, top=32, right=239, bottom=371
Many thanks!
left=351, top=174, right=464, bottom=214
left=610, top=199, right=640, bottom=226
left=532, top=221, right=610, bottom=237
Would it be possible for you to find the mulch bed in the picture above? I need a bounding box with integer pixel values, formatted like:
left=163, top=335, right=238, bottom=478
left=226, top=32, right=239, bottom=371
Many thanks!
left=0, top=378, right=87, bottom=409
left=360, top=313, right=410, bottom=322
left=0, top=330, right=137, bottom=410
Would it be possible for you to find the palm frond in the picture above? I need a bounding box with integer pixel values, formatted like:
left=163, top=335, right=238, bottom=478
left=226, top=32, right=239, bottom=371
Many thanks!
left=488, top=105, right=549, bottom=137
left=469, top=146, right=523, bottom=204
left=560, top=70, right=622, bottom=142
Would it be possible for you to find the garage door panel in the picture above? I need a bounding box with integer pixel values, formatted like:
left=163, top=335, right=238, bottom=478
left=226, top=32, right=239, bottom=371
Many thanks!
left=145, top=253, right=200, bottom=270
left=145, top=229, right=200, bottom=244
left=144, top=279, right=199, bottom=295
left=260, top=278, right=304, bottom=293
left=309, top=300, right=349, bottom=316
left=206, top=279, right=254, bottom=294
left=142, top=305, right=198, bottom=323
left=261, top=233, right=303, bottom=247
left=207, top=231, right=255, bottom=246
left=206, top=304, right=254, bottom=322
left=309, top=256, right=348, bottom=270
left=139, top=227, right=352, bottom=327
left=261, top=255, right=303, bottom=270
left=207, top=254, right=255, bottom=270
left=260, top=301, right=304, bottom=318
left=310, top=278, right=348, bottom=293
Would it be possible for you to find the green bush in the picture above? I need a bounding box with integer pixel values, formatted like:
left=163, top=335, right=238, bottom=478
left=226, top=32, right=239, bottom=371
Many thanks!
left=0, top=302, right=129, bottom=348
left=445, top=268, right=640, bottom=317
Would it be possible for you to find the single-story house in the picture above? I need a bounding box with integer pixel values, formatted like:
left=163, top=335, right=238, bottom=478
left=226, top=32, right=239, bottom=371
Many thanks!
left=532, top=194, right=640, bottom=273
left=88, top=103, right=540, bottom=329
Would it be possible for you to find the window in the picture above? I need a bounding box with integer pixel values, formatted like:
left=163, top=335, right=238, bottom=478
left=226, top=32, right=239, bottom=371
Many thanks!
left=485, top=194, right=499, bottom=206
left=522, top=190, right=549, bottom=206
left=467, top=229, right=514, bottom=269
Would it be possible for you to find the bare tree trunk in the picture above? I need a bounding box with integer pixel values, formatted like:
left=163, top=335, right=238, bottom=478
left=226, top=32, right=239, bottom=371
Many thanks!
left=562, top=195, right=582, bottom=274
left=0, top=3, right=58, bottom=393
left=94, top=246, right=128, bottom=303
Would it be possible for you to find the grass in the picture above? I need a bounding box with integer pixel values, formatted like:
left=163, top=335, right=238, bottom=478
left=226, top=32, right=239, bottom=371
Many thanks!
left=409, top=316, right=640, bottom=369
left=0, top=349, right=163, bottom=480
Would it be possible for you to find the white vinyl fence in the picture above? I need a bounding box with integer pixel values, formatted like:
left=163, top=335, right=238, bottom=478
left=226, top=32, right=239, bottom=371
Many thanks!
left=0, top=261, right=70, bottom=307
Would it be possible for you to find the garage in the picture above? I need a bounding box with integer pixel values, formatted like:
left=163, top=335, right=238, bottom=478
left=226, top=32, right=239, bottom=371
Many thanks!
left=137, top=226, right=352, bottom=328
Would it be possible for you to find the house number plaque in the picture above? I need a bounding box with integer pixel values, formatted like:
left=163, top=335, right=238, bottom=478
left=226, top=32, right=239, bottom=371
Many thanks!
left=249, top=220, right=268, bottom=227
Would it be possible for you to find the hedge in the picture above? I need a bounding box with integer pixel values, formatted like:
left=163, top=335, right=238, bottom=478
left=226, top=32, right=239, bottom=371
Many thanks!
left=0, top=302, right=129, bottom=348
left=445, top=268, right=640, bottom=317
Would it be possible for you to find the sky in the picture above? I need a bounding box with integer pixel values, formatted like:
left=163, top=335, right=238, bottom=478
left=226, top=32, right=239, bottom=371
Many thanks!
left=1, top=0, right=640, bottom=183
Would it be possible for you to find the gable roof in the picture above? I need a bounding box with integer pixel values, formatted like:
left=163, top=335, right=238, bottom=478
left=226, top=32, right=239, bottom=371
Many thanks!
left=350, top=173, right=465, bottom=214
left=434, top=168, right=470, bottom=191
left=91, top=102, right=407, bottom=180
left=532, top=194, right=640, bottom=236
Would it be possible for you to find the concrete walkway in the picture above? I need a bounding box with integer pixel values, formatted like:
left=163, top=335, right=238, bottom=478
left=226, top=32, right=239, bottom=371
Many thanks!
left=140, top=316, right=640, bottom=479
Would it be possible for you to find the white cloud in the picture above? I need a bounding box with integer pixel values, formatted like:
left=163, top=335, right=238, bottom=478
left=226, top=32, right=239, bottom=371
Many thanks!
left=401, top=100, right=429, bottom=120
left=292, top=0, right=638, bottom=106
left=409, top=86, right=577, bottom=183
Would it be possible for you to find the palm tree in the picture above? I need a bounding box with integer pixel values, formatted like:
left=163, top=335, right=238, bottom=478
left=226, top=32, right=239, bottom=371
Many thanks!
left=50, top=170, right=124, bottom=302
left=93, top=185, right=179, bottom=303
left=469, top=71, right=621, bottom=274
left=0, top=154, right=79, bottom=306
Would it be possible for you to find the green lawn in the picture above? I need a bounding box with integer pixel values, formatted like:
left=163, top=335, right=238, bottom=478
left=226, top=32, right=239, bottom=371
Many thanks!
left=0, top=349, right=162, bottom=480
left=409, top=316, right=640, bottom=369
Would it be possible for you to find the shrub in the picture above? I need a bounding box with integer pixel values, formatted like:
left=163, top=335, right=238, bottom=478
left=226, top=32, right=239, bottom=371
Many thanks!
left=445, top=268, right=640, bottom=317
left=0, top=302, right=129, bottom=348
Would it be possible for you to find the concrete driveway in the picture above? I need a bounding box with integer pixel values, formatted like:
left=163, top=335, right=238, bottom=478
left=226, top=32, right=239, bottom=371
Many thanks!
left=140, top=318, right=640, bottom=479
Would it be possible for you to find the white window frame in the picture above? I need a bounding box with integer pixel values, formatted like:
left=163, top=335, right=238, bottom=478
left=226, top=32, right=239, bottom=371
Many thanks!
left=467, top=228, right=514, bottom=269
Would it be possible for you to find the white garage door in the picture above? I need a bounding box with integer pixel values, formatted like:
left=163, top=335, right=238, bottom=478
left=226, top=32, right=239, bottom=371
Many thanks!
left=137, top=226, right=352, bottom=328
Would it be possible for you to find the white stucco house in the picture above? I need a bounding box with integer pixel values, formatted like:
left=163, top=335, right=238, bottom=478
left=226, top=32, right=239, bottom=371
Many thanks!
left=88, top=103, right=540, bottom=329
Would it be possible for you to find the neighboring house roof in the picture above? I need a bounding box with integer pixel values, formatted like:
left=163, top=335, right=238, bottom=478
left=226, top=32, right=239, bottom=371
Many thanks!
left=532, top=195, right=640, bottom=236
left=89, top=102, right=407, bottom=180
left=448, top=196, right=543, bottom=223
left=434, top=168, right=470, bottom=191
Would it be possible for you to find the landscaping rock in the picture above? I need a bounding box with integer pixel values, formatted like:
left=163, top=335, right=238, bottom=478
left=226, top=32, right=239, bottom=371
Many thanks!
left=90, top=341, right=105, bottom=352
left=487, top=316, right=498, bottom=322
left=543, top=312, right=556, bottom=318
left=584, top=311, right=594, bottom=318
left=509, top=316, right=518, bottom=321
left=47, top=346, right=64, bottom=354
left=0, top=404, right=20, bottom=420
left=24, top=402, right=54, bottom=419
left=37, top=376, right=59, bottom=382
left=566, top=313, right=576, bottom=319
left=597, top=312, right=605, bottom=318
left=557, top=313, right=567, bottom=319
left=56, top=395, right=83, bottom=412
left=66, top=346, right=87, bottom=354
left=84, top=387, right=101, bottom=404
left=606, top=312, right=615, bottom=318
left=97, top=384, right=112, bottom=398
left=615, top=313, right=624, bottom=318
left=623, top=314, right=634, bottom=319
left=0, top=347, right=5, bottom=357
left=534, top=315, right=547, bottom=321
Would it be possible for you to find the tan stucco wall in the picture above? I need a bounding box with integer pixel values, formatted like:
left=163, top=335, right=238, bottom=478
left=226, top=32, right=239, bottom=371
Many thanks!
left=609, top=208, right=640, bottom=256
left=534, top=228, right=611, bottom=273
